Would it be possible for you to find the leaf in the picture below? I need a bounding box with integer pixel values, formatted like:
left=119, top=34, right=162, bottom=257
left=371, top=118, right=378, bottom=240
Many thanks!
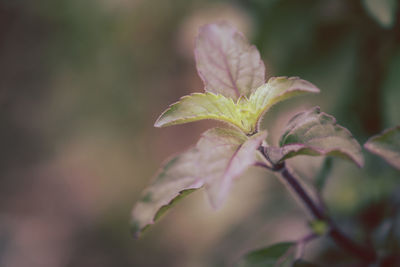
left=154, top=92, right=251, bottom=133
left=201, top=129, right=267, bottom=208
left=131, top=149, right=204, bottom=238
left=155, top=77, right=319, bottom=134
left=364, top=126, right=400, bottom=170
left=131, top=128, right=266, bottom=237
left=362, top=0, right=398, bottom=28
left=248, top=77, right=320, bottom=129
left=236, top=242, right=296, bottom=267
left=266, top=107, right=363, bottom=167
left=195, top=21, right=265, bottom=100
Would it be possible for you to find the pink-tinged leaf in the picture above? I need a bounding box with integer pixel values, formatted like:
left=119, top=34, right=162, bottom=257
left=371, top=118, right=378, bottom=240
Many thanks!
left=364, top=126, right=400, bottom=170
left=201, top=129, right=267, bottom=209
left=195, top=22, right=265, bottom=100
left=131, top=128, right=266, bottom=237
left=266, top=107, right=363, bottom=167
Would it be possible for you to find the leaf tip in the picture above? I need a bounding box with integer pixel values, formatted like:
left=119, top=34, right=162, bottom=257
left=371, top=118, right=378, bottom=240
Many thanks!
left=154, top=103, right=177, bottom=128
left=304, top=80, right=320, bottom=94
left=355, top=155, right=365, bottom=168
left=210, top=199, right=224, bottom=211
left=154, top=119, right=162, bottom=128
left=195, top=21, right=265, bottom=99
left=205, top=183, right=227, bottom=211
left=290, top=77, right=320, bottom=93
left=154, top=109, right=170, bottom=128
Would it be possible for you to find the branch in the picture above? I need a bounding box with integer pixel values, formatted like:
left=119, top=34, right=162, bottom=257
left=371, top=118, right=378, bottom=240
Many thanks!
left=280, top=166, right=376, bottom=262
left=259, top=148, right=377, bottom=263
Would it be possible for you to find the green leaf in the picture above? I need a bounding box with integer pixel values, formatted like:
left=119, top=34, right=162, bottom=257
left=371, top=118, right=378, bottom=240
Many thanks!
left=155, top=77, right=319, bottom=134
left=154, top=92, right=252, bottom=133
left=237, top=242, right=295, bottom=267
left=364, top=126, right=400, bottom=170
left=248, top=77, right=320, bottom=129
left=266, top=107, right=363, bottom=167
left=195, top=22, right=265, bottom=99
left=362, top=0, right=398, bottom=28
left=131, top=128, right=266, bottom=237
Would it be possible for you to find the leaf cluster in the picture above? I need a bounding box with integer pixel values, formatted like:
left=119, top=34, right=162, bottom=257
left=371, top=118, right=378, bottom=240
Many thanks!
left=131, top=21, right=400, bottom=266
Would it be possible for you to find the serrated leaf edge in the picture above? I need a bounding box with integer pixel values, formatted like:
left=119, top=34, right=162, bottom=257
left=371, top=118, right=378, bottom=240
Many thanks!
left=154, top=92, right=247, bottom=132
left=278, top=107, right=363, bottom=167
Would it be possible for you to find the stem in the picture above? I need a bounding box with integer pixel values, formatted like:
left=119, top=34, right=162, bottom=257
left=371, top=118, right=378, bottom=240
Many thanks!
left=281, top=167, right=325, bottom=221
left=264, top=158, right=377, bottom=263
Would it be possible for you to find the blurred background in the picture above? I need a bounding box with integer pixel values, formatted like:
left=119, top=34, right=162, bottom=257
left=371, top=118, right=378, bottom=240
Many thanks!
left=0, top=0, right=399, bottom=266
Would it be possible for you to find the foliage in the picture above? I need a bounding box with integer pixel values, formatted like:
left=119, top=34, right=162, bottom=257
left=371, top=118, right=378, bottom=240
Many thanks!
left=155, top=77, right=319, bottom=134
left=133, top=21, right=399, bottom=266
left=266, top=106, right=363, bottom=167
left=132, top=128, right=266, bottom=237
left=364, top=126, right=400, bottom=170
